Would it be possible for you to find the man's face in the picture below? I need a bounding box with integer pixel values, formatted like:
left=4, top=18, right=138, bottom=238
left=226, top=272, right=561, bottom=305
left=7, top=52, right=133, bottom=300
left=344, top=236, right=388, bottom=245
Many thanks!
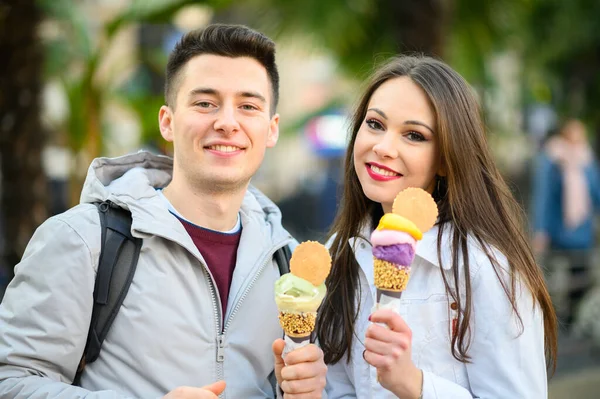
left=159, top=54, right=279, bottom=193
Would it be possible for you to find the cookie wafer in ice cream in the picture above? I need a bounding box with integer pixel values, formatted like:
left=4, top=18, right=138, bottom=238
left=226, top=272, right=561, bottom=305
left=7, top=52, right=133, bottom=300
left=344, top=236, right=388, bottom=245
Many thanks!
left=274, top=241, right=331, bottom=357
left=372, top=187, right=438, bottom=308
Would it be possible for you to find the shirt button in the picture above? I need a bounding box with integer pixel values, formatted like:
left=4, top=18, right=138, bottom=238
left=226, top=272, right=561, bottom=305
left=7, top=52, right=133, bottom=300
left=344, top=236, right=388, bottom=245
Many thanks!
left=450, top=302, right=458, bottom=310
left=360, top=242, right=366, bottom=249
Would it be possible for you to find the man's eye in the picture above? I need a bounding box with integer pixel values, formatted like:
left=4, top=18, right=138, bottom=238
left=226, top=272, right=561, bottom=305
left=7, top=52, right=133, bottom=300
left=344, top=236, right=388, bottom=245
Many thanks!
left=196, top=102, right=213, bottom=108
left=241, top=104, right=258, bottom=111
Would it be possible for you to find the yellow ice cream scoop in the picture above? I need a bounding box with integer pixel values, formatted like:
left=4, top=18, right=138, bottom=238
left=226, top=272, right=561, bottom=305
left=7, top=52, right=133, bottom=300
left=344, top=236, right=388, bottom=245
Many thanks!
left=376, top=213, right=423, bottom=240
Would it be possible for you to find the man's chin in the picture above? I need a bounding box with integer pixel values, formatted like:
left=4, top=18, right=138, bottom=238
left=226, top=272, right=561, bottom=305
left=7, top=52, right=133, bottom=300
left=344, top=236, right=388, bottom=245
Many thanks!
left=197, top=176, right=251, bottom=194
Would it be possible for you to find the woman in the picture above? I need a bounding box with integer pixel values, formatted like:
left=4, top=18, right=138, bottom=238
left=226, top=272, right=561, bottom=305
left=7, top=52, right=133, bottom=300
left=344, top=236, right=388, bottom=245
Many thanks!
left=318, top=55, right=557, bottom=398
left=532, top=119, right=600, bottom=327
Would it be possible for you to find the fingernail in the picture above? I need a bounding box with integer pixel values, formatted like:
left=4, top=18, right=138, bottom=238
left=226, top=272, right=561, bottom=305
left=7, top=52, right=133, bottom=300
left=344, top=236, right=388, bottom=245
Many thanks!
left=368, top=315, right=372, bottom=321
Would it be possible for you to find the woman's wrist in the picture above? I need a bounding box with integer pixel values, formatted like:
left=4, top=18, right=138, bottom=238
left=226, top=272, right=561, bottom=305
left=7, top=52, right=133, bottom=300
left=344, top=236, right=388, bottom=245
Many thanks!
left=389, top=366, right=423, bottom=399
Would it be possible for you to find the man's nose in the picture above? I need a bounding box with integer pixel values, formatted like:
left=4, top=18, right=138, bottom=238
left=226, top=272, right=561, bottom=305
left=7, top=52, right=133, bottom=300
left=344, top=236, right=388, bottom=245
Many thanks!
left=213, top=105, right=240, bottom=134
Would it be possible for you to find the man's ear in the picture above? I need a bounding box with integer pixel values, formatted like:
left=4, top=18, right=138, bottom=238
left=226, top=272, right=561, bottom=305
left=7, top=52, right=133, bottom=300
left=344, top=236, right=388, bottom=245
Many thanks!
left=159, top=105, right=174, bottom=142
left=266, top=113, right=280, bottom=148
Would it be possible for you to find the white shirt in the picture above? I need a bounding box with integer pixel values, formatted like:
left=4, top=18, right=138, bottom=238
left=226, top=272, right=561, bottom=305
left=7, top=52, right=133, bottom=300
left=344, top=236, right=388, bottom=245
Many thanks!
left=325, top=224, right=548, bottom=398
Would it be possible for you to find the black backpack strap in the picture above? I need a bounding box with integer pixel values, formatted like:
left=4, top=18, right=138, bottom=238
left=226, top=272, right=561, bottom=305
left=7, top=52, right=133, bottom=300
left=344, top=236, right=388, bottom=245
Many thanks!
left=274, top=244, right=291, bottom=276
left=74, top=201, right=142, bottom=384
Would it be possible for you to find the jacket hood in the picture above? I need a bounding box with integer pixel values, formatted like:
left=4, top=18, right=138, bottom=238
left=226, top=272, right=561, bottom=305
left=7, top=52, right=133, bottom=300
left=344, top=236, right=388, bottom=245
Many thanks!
left=79, top=151, right=290, bottom=246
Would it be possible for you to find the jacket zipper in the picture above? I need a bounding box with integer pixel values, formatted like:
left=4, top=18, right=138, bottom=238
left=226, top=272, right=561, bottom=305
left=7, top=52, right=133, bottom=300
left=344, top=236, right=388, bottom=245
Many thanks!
left=208, top=240, right=290, bottom=398
left=199, top=267, right=224, bottom=395
left=222, top=241, right=291, bottom=336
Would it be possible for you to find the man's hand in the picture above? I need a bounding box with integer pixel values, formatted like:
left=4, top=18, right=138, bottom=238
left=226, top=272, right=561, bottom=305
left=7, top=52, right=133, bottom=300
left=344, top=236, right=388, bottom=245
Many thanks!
left=162, top=381, right=226, bottom=398
left=273, top=339, right=327, bottom=398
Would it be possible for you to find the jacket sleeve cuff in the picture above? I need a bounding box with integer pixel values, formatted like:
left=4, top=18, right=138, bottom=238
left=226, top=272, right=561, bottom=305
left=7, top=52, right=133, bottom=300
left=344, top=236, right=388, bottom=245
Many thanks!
left=421, top=370, right=473, bottom=399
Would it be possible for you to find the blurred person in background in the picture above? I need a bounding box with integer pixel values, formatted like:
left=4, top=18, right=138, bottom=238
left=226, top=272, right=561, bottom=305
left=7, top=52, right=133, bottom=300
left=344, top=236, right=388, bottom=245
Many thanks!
left=532, top=119, right=600, bottom=327
left=0, top=24, right=326, bottom=399
left=319, top=55, right=556, bottom=398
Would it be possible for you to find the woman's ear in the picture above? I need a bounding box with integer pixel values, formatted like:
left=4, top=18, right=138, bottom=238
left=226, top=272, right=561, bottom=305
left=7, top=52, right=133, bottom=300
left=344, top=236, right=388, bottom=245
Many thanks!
left=437, top=162, right=447, bottom=177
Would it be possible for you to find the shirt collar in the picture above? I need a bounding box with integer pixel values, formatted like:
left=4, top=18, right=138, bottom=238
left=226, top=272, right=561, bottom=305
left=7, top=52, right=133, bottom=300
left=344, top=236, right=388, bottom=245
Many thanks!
left=352, top=223, right=453, bottom=270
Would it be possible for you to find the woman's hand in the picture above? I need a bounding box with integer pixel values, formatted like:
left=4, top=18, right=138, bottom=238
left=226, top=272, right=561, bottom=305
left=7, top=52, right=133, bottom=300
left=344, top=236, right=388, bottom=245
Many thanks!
left=364, top=309, right=423, bottom=399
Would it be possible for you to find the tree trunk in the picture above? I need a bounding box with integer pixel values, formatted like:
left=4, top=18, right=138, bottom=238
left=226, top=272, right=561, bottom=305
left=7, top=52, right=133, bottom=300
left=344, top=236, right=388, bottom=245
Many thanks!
left=0, top=0, right=48, bottom=280
left=382, top=0, right=450, bottom=58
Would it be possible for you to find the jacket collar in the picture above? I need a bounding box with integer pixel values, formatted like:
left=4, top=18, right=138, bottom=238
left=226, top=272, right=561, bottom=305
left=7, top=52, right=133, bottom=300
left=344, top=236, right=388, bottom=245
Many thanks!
left=79, top=151, right=291, bottom=248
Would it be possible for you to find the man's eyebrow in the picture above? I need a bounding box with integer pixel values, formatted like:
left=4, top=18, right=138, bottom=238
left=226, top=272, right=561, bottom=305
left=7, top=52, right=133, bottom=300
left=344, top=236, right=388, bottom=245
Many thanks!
left=239, top=91, right=266, bottom=104
left=188, top=87, right=217, bottom=97
left=188, top=88, right=266, bottom=104
left=367, top=107, right=435, bottom=134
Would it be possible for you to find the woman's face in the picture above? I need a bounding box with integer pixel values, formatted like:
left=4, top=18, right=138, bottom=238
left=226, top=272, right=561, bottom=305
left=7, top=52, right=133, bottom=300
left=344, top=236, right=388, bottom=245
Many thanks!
left=561, top=120, right=587, bottom=145
left=353, top=76, right=442, bottom=213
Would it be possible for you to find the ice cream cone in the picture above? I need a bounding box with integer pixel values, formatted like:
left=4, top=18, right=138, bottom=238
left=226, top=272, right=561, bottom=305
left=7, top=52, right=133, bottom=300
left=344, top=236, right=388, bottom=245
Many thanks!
left=274, top=241, right=332, bottom=358
left=278, top=310, right=317, bottom=338
left=371, top=188, right=438, bottom=311
left=373, top=258, right=411, bottom=292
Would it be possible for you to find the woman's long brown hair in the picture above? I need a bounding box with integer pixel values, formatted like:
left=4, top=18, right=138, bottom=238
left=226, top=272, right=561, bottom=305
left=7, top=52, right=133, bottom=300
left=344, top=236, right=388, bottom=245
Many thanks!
left=316, top=55, right=557, bottom=373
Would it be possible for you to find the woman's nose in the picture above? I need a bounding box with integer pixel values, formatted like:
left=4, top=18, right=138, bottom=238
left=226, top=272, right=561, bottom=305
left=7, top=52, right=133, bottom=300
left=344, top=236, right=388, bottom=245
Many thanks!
left=372, top=133, right=398, bottom=159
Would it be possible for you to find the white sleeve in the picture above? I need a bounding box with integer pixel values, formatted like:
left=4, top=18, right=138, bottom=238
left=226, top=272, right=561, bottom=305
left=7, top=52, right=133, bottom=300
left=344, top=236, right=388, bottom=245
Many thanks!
left=423, top=253, right=547, bottom=398
left=422, top=370, right=474, bottom=398
left=0, top=216, right=135, bottom=398
left=423, top=248, right=548, bottom=399
left=464, top=263, right=547, bottom=398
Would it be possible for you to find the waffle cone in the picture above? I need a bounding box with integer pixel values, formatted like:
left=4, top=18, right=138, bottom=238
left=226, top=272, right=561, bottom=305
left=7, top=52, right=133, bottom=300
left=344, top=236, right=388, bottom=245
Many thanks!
left=278, top=311, right=316, bottom=337
left=392, top=187, right=438, bottom=233
left=289, top=241, right=332, bottom=286
left=373, top=258, right=411, bottom=291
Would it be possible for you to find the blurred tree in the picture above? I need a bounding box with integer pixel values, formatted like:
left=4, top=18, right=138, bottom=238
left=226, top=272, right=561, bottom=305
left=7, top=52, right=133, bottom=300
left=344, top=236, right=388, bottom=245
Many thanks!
left=39, top=0, right=206, bottom=204
left=519, top=0, right=600, bottom=135
left=222, top=0, right=452, bottom=79
left=0, top=0, right=48, bottom=277
left=223, top=0, right=516, bottom=86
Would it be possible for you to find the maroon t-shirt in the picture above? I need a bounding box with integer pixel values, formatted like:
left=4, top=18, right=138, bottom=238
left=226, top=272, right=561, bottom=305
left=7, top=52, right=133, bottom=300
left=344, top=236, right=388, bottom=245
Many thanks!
left=175, top=215, right=241, bottom=322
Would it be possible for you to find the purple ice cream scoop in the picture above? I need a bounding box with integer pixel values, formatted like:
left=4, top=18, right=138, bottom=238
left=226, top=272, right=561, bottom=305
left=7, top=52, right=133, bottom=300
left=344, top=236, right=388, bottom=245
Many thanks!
left=373, top=243, right=415, bottom=266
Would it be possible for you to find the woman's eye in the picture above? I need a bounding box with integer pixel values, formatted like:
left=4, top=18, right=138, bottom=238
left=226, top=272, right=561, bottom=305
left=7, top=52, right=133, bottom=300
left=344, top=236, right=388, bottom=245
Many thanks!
left=366, top=119, right=383, bottom=130
left=406, top=131, right=426, bottom=142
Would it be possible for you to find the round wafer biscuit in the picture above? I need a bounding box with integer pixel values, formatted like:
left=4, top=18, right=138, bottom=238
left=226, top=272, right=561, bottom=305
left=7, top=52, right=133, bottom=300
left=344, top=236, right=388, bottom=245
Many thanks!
left=290, top=241, right=332, bottom=286
left=392, top=187, right=438, bottom=233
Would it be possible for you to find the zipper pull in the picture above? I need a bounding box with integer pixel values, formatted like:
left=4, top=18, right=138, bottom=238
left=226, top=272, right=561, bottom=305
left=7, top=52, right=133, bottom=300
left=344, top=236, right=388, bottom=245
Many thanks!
left=216, top=334, right=225, bottom=362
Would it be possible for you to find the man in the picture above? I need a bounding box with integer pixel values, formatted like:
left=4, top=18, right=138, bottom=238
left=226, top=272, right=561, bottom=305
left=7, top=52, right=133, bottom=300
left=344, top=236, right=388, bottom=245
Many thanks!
left=0, top=24, right=326, bottom=398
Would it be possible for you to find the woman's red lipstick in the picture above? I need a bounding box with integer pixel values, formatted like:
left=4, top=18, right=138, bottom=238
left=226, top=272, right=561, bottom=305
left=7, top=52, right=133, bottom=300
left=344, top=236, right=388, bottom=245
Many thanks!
left=365, top=163, right=401, bottom=181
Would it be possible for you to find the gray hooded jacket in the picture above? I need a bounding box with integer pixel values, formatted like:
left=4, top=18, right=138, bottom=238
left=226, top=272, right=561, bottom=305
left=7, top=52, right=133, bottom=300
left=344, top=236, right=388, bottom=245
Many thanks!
left=0, top=151, right=294, bottom=398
